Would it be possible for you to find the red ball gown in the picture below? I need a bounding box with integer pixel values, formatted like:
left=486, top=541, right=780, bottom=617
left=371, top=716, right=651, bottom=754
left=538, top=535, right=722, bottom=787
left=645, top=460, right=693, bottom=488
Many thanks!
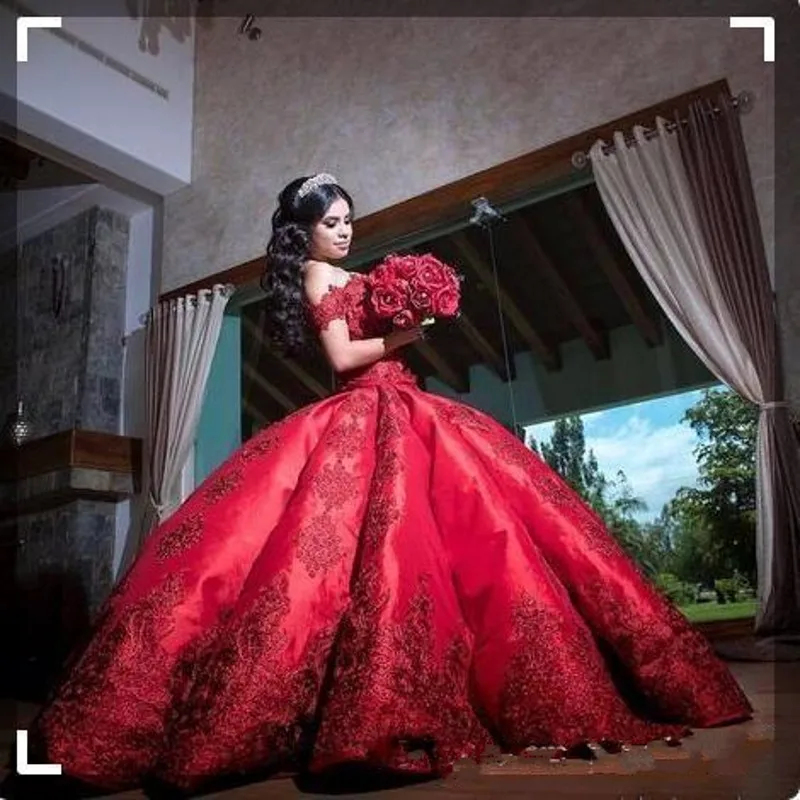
left=32, top=273, right=752, bottom=792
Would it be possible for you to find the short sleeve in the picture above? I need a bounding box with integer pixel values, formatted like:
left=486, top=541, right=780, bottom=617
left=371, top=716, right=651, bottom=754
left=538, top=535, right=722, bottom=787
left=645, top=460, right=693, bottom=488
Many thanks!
left=306, top=285, right=347, bottom=332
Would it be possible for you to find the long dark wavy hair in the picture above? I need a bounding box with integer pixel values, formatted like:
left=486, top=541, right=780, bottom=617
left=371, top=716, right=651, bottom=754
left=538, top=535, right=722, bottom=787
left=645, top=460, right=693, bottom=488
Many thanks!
left=260, top=176, right=354, bottom=356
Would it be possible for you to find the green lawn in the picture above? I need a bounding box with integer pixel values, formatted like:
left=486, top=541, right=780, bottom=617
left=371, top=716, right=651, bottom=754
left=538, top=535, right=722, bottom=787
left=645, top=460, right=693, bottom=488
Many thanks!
left=678, top=599, right=758, bottom=623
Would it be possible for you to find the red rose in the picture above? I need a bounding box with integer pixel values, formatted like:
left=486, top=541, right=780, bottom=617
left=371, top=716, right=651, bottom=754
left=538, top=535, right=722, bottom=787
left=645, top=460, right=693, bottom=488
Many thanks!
left=370, top=283, right=408, bottom=317
left=383, top=254, right=418, bottom=280
left=415, top=255, right=452, bottom=290
left=432, top=286, right=460, bottom=317
left=410, top=287, right=433, bottom=312
left=392, top=309, right=416, bottom=329
left=369, top=262, right=398, bottom=286
left=369, top=252, right=461, bottom=324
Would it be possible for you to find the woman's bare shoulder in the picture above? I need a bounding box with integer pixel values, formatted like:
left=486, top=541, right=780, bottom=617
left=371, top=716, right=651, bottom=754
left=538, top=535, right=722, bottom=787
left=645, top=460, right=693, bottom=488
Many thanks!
left=303, top=259, right=334, bottom=278
left=303, top=260, right=341, bottom=304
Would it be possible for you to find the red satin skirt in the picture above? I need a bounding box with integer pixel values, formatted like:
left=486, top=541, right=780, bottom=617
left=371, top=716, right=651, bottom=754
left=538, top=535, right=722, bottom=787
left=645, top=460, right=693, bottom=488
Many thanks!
left=32, top=369, right=752, bottom=791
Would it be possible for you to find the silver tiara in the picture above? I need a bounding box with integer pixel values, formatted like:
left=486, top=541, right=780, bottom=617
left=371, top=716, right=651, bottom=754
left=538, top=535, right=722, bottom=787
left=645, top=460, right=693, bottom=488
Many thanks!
left=297, top=172, right=338, bottom=199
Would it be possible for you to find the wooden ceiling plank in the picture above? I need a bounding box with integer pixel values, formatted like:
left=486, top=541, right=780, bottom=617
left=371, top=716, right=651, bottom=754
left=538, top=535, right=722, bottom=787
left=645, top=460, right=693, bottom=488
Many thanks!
left=414, top=341, right=470, bottom=394
left=243, top=399, right=271, bottom=429
left=242, top=362, right=297, bottom=412
left=564, top=192, right=664, bottom=347
left=450, top=231, right=561, bottom=371
left=516, top=216, right=610, bottom=360
left=456, top=312, right=511, bottom=380
left=242, top=314, right=330, bottom=399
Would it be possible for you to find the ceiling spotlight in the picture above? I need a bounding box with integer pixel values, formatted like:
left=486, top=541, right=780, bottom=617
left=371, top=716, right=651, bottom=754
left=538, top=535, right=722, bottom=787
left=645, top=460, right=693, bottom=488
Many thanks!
left=239, top=14, right=262, bottom=41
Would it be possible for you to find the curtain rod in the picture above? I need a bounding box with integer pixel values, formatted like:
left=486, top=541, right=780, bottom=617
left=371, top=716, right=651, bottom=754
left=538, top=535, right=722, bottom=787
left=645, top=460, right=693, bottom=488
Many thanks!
left=570, top=89, right=754, bottom=169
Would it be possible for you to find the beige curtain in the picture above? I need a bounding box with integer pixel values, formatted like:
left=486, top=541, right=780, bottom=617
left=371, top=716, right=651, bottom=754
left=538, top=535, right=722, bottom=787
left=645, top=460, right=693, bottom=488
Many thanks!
left=590, top=119, right=799, bottom=635
left=678, top=96, right=800, bottom=636
left=140, top=284, right=233, bottom=542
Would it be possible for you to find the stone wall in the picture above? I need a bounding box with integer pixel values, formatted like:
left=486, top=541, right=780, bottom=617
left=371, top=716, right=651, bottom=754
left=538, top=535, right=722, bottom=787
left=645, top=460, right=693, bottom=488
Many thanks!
left=15, top=499, right=116, bottom=617
left=0, top=207, right=129, bottom=697
left=0, top=248, right=18, bottom=430
left=12, top=207, right=128, bottom=437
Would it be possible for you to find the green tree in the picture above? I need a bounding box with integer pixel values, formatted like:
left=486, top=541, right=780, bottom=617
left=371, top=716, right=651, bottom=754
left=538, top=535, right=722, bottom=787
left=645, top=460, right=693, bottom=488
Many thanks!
left=661, top=490, right=719, bottom=585
left=683, top=387, right=758, bottom=505
left=640, top=509, right=674, bottom=570
left=662, top=387, right=757, bottom=585
left=533, top=417, right=607, bottom=504
left=603, top=470, right=660, bottom=575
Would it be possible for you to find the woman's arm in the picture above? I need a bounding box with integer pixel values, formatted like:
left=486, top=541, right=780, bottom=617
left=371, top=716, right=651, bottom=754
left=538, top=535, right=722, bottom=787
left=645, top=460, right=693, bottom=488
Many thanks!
left=304, top=262, right=423, bottom=374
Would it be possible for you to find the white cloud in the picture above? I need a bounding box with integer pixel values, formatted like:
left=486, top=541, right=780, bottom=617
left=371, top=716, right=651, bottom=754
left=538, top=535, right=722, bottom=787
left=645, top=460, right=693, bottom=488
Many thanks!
left=526, top=414, right=701, bottom=520
left=587, top=415, right=700, bottom=519
left=583, top=409, right=608, bottom=426
left=527, top=420, right=555, bottom=446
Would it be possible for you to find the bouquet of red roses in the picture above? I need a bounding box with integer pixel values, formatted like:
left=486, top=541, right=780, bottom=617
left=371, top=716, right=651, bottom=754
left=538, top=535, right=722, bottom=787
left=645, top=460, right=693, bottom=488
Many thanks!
left=367, top=252, right=462, bottom=330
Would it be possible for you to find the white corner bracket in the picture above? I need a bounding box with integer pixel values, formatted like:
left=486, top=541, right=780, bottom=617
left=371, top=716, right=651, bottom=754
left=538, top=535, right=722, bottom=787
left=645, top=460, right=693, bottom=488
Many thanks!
left=729, top=16, right=775, bottom=63
left=16, top=16, right=62, bottom=63
left=15, top=729, right=62, bottom=775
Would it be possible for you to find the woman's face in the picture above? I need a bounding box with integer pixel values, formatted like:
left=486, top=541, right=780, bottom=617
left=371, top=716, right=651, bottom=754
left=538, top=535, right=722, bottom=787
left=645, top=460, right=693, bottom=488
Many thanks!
left=309, top=197, right=353, bottom=262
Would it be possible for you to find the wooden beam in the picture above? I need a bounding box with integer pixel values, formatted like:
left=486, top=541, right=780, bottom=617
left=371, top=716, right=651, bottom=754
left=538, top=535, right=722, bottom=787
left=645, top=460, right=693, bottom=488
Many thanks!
left=242, top=363, right=297, bottom=413
left=413, top=341, right=470, bottom=394
left=241, top=314, right=330, bottom=399
left=449, top=231, right=561, bottom=371
left=243, top=399, right=271, bottom=429
left=159, top=80, right=732, bottom=303
left=0, top=429, right=141, bottom=483
left=563, top=192, right=664, bottom=348
left=456, top=312, right=511, bottom=381
left=515, top=217, right=610, bottom=360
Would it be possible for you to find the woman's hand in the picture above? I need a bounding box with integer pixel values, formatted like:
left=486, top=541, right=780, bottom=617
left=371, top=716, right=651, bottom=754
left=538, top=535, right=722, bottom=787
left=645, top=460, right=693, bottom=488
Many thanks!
left=386, top=326, right=426, bottom=351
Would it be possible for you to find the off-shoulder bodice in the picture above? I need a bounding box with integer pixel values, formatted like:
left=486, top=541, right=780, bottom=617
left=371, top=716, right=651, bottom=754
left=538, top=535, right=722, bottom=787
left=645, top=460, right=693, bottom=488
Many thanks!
left=305, top=273, right=418, bottom=390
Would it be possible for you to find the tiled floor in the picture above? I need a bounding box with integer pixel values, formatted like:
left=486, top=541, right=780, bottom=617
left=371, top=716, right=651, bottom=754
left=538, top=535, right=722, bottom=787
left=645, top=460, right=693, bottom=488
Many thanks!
left=1, top=661, right=798, bottom=799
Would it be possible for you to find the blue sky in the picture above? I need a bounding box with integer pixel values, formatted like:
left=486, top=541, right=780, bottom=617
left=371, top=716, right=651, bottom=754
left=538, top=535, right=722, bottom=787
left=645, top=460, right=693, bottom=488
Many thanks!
left=525, top=388, right=710, bottom=522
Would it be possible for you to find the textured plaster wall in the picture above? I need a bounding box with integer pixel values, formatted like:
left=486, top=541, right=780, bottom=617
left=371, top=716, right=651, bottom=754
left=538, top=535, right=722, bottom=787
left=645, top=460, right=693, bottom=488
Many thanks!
left=162, top=17, right=788, bottom=400
left=163, top=17, right=773, bottom=290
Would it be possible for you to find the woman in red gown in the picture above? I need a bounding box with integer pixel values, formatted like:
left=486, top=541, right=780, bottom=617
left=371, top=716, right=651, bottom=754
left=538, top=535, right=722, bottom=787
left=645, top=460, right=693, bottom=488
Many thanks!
left=29, top=174, right=751, bottom=794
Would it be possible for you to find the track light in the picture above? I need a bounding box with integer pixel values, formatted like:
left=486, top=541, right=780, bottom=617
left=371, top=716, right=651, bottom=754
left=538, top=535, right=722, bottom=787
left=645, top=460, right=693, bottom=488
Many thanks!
left=238, top=14, right=262, bottom=41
